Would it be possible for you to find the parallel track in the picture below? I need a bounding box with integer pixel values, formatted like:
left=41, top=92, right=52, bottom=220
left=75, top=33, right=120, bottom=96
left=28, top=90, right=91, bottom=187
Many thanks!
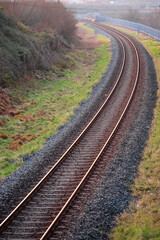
left=0, top=22, right=140, bottom=240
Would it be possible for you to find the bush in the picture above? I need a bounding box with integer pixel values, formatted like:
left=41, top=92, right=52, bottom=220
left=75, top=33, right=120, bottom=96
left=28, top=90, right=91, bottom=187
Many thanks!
left=0, top=10, right=71, bottom=86
left=0, top=1, right=77, bottom=40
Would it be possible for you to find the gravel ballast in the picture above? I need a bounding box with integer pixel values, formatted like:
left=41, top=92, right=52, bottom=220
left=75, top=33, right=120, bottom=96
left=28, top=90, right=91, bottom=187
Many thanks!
left=0, top=24, right=158, bottom=240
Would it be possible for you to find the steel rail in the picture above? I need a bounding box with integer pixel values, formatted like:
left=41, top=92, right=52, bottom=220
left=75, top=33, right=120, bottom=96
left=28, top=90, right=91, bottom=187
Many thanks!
left=0, top=23, right=125, bottom=232
left=40, top=22, right=140, bottom=239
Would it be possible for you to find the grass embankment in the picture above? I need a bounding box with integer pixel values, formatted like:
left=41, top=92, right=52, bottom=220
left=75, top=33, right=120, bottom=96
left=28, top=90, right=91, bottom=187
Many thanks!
left=0, top=9, right=71, bottom=87
left=107, top=25, right=160, bottom=240
left=0, top=23, right=111, bottom=178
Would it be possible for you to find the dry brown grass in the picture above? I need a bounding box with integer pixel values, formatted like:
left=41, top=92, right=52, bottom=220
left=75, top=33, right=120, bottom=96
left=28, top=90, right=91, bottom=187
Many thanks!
left=9, top=133, right=37, bottom=150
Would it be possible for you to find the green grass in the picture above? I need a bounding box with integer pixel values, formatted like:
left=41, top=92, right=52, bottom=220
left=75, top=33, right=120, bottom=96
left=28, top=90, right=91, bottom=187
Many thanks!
left=108, top=25, right=160, bottom=240
left=0, top=24, right=111, bottom=178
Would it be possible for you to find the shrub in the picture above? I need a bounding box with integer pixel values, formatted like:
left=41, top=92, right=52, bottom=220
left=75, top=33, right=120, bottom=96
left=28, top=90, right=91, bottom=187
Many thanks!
left=0, top=1, right=77, bottom=40
left=0, top=10, right=70, bottom=85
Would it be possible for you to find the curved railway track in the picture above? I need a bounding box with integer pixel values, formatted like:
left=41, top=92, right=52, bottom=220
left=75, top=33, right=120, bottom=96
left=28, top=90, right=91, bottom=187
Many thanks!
left=0, top=22, right=140, bottom=239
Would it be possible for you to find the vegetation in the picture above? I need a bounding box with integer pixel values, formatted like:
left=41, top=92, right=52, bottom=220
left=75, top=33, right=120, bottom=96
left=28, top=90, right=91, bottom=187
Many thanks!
left=124, top=9, right=160, bottom=30
left=67, top=1, right=160, bottom=30
left=0, top=1, right=76, bottom=40
left=0, top=23, right=111, bottom=178
left=0, top=9, right=74, bottom=87
left=108, top=25, right=160, bottom=240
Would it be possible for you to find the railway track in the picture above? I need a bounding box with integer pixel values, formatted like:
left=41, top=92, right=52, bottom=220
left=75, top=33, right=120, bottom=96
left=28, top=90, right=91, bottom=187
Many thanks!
left=0, top=22, right=140, bottom=239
